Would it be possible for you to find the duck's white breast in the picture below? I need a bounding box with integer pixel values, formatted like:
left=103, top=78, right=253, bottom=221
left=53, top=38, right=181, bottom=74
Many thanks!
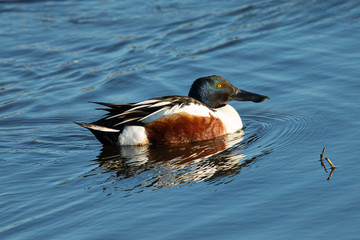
left=214, top=104, right=243, bottom=133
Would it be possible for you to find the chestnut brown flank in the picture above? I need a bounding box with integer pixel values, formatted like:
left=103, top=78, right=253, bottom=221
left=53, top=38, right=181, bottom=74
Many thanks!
left=145, top=112, right=226, bottom=144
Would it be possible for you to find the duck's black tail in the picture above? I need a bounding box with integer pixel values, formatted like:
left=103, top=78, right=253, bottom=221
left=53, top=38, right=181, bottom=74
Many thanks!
left=75, top=122, right=120, bottom=146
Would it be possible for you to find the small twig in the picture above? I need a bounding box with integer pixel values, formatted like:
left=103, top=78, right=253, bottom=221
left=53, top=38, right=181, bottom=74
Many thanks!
left=318, top=147, right=337, bottom=180
left=327, top=168, right=335, bottom=180
left=325, top=157, right=336, bottom=169
left=320, top=159, right=328, bottom=172
left=320, top=147, right=326, bottom=161
left=319, top=147, right=328, bottom=172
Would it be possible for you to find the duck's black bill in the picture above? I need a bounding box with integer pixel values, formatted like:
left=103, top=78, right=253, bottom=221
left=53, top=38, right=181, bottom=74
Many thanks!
left=231, top=88, right=270, bottom=103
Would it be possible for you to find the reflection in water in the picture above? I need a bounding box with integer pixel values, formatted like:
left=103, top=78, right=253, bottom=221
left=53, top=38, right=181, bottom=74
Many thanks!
left=84, top=130, right=272, bottom=194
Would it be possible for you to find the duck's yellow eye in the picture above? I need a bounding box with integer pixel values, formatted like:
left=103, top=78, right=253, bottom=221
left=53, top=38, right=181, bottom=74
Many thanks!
left=217, top=84, right=222, bottom=88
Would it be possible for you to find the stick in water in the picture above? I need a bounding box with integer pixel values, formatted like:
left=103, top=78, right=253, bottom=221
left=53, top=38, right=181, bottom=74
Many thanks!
left=319, top=147, right=328, bottom=172
left=327, top=168, right=335, bottom=180
left=320, top=147, right=326, bottom=161
left=325, top=157, right=335, bottom=169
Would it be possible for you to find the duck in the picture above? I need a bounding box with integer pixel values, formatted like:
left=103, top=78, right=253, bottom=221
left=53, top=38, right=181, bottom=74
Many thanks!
left=76, top=75, right=269, bottom=145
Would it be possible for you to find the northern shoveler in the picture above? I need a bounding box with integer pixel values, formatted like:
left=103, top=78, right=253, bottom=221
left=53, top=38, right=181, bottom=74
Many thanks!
left=76, top=75, right=269, bottom=145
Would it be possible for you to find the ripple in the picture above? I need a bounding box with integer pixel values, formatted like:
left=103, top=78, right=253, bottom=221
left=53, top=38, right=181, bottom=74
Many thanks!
left=242, top=109, right=341, bottom=151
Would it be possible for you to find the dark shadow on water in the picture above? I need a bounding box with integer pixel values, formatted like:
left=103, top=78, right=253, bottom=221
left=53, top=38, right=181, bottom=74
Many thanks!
left=84, top=131, right=273, bottom=195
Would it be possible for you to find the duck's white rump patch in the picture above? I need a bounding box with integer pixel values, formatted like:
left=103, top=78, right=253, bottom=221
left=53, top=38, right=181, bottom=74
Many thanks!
left=118, top=125, right=149, bottom=145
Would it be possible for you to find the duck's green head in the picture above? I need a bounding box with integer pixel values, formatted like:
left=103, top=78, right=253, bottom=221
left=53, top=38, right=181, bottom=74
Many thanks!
left=188, top=75, right=269, bottom=108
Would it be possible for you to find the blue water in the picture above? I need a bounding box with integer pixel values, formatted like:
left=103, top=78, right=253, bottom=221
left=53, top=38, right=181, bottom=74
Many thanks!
left=1, top=0, right=360, bottom=239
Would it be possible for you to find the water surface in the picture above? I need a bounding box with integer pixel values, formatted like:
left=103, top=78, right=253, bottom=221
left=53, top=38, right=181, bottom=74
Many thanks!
left=1, top=0, right=360, bottom=239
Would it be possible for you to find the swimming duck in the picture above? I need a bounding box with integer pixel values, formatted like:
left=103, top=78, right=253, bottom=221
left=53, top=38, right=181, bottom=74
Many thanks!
left=76, top=75, right=269, bottom=145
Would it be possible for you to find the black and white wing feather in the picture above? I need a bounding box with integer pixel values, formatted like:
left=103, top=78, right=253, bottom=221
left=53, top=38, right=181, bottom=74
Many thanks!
left=75, top=96, right=209, bottom=145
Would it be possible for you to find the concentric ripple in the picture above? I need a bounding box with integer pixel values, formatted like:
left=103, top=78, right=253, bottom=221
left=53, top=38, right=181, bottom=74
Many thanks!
left=241, top=108, right=342, bottom=151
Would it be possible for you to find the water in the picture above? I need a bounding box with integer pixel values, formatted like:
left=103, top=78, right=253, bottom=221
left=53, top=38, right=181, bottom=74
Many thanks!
left=1, top=0, right=360, bottom=239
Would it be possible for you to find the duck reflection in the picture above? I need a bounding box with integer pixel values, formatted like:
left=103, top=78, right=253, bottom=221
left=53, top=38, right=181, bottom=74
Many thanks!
left=87, top=131, right=267, bottom=190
